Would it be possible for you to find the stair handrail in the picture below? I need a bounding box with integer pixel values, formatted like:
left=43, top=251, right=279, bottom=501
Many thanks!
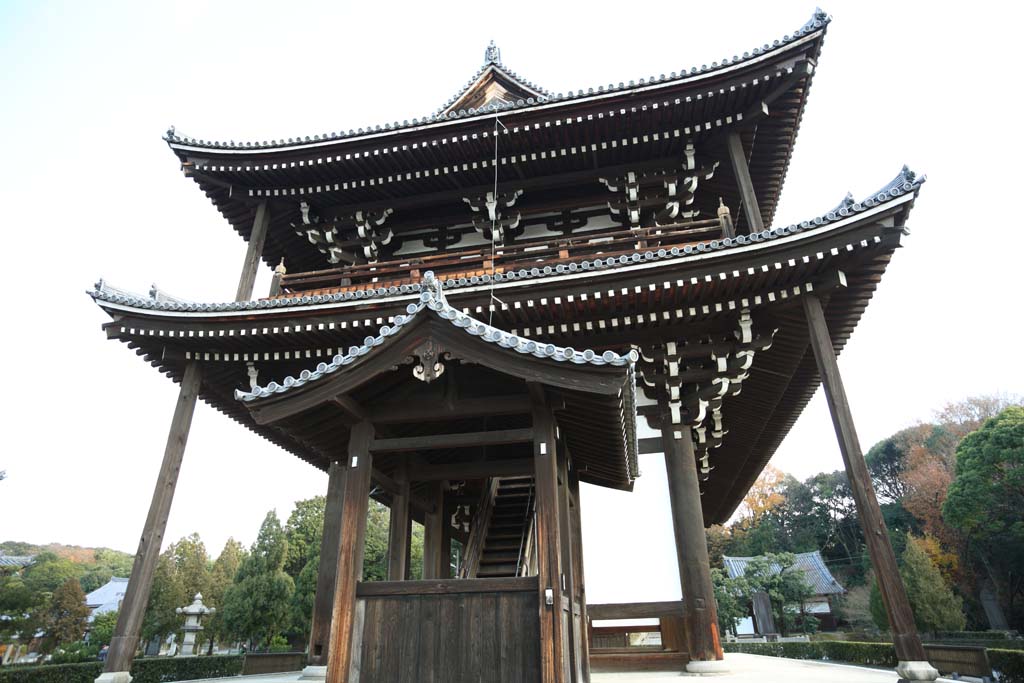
left=459, top=477, right=501, bottom=578
left=517, top=484, right=536, bottom=577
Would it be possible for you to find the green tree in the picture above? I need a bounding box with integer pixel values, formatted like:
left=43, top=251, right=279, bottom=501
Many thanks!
left=171, top=533, right=211, bottom=599
left=711, top=568, right=748, bottom=637
left=362, top=502, right=391, bottom=582
left=142, top=549, right=185, bottom=644
left=222, top=511, right=295, bottom=649
left=901, top=534, right=965, bottom=632
left=943, top=405, right=1024, bottom=627
left=284, top=497, right=325, bottom=580
left=741, top=553, right=814, bottom=636
left=205, top=538, right=246, bottom=650
left=89, top=610, right=119, bottom=649
left=42, top=578, right=90, bottom=651
left=290, top=551, right=319, bottom=641
left=22, top=552, right=83, bottom=595
left=869, top=536, right=967, bottom=633
left=0, top=573, right=37, bottom=640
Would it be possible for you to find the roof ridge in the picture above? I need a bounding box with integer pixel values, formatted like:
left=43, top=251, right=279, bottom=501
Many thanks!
left=234, top=271, right=638, bottom=403
left=165, top=9, right=830, bottom=152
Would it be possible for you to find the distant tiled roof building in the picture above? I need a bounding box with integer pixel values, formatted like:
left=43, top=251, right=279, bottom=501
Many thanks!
left=0, top=554, right=35, bottom=569
left=86, top=577, right=129, bottom=616
left=722, top=551, right=845, bottom=596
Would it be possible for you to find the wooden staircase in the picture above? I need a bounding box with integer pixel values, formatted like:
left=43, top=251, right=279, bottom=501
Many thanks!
left=463, top=476, right=535, bottom=578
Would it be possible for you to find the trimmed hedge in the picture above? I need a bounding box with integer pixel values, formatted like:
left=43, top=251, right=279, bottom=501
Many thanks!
left=0, top=655, right=244, bottom=683
left=0, top=661, right=101, bottom=683
left=990, top=649, right=1024, bottom=683
left=723, top=641, right=898, bottom=667
left=936, top=630, right=1015, bottom=640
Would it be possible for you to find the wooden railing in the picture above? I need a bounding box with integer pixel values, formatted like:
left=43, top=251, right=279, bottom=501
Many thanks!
left=586, top=601, right=688, bottom=673
left=279, top=217, right=727, bottom=294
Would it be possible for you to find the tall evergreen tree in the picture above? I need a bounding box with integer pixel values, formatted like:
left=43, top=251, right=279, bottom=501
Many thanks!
left=222, top=511, right=295, bottom=649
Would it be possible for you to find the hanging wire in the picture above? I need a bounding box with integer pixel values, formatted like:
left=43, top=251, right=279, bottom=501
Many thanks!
left=488, top=115, right=507, bottom=326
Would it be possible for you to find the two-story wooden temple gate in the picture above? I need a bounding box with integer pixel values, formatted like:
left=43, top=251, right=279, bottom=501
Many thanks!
left=90, top=10, right=940, bottom=683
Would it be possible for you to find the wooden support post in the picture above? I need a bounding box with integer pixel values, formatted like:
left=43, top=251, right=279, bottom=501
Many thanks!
left=530, top=383, right=568, bottom=683
left=725, top=131, right=764, bottom=234
left=717, top=199, right=736, bottom=239
left=802, top=293, right=937, bottom=682
left=100, top=362, right=202, bottom=682
left=422, top=482, right=446, bottom=580
left=306, top=460, right=348, bottom=673
left=658, top=402, right=726, bottom=673
left=568, top=471, right=592, bottom=683
left=325, top=422, right=375, bottom=683
left=235, top=200, right=271, bottom=302
left=386, top=462, right=410, bottom=581
left=558, top=453, right=582, bottom=682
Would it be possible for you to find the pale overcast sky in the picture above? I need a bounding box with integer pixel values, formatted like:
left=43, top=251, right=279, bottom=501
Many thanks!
left=1, top=1, right=1021, bottom=603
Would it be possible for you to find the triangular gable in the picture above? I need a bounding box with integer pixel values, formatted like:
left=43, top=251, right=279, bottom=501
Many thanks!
left=440, top=42, right=549, bottom=116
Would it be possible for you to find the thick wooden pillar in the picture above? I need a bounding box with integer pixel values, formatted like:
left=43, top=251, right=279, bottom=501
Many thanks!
left=422, top=482, right=446, bottom=580
left=568, top=471, right=592, bottom=683
left=305, top=460, right=348, bottom=673
left=725, top=131, right=764, bottom=234
left=658, top=402, right=725, bottom=672
left=325, top=422, right=375, bottom=683
left=386, top=463, right=410, bottom=581
left=100, top=362, right=202, bottom=682
left=802, top=294, right=936, bottom=681
left=557, top=453, right=582, bottom=682
left=235, top=200, right=271, bottom=302
left=530, top=384, right=568, bottom=683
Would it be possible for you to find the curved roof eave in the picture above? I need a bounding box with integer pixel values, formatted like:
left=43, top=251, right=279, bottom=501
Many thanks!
left=163, top=9, right=829, bottom=155
left=88, top=165, right=922, bottom=319
left=235, top=271, right=637, bottom=403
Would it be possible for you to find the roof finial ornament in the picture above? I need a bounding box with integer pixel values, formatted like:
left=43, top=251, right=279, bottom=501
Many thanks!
left=484, top=40, right=501, bottom=65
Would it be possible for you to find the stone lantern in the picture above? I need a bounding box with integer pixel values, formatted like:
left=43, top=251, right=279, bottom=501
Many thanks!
left=175, top=593, right=215, bottom=657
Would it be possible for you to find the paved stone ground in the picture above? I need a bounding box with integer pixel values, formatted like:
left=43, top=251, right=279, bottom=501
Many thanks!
left=176, top=654, right=964, bottom=682
left=593, top=653, right=961, bottom=682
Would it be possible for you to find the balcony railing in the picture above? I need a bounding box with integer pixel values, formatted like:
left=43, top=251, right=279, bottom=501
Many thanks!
left=276, top=216, right=730, bottom=296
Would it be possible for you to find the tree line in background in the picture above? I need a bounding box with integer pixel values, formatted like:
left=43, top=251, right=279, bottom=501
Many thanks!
left=708, top=396, right=1024, bottom=637
left=0, top=498, right=427, bottom=660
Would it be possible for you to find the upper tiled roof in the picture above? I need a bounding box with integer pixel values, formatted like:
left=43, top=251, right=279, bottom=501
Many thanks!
left=723, top=550, right=845, bottom=595
left=89, top=166, right=922, bottom=316
left=437, top=41, right=550, bottom=116
left=235, top=270, right=638, bottom=403
left=163, top=9, right=829, bottom=152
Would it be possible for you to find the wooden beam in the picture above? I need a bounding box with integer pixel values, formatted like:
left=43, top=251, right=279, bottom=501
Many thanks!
left=370, top=428, right=534, bottom=453
left=587, top=601, right=684, bottom=620
left=308, top=460, right=347, bottom=667
left=235, top=201, right=270, bottom=302
left=103, top=362, right=203, bottom=676
left=421, top=482, right=446, bottom=580
left=408, top=457, right=534, bottom=482
left=325, top=422, right=374, bottom=683
left=386, top=462, right=410, bottom=581
left=659, top=402, right=724, bottom=667
left=802, top=293, right=930, bottom=668
left=530, top=383, right=567, bottom=683
left=355, top=576, right=537, bottom=597
left=725, top=131, right=764, bottom=234
left=367, top=394, right=531, bottom=424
